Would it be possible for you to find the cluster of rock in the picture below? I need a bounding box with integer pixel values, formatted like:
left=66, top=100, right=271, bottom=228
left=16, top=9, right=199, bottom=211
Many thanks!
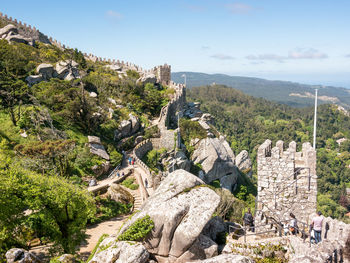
left=0, top=24, right=35, bottom=46
left=26, top=60, right=80, bottom=86
left=191, top=136, right=239, bottom=192
left=87, top=136, right=110, bottom=176
left=166, top=150, right=192, bottom=172
left=235, top=150, right=252, bottom=177
left=115, top=113, right=140, bottom=140
left=89, top=170, right=226, bottom=263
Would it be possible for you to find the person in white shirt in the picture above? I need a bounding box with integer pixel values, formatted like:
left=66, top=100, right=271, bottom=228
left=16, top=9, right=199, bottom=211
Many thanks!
left=311, top=211, right=324, bottom=244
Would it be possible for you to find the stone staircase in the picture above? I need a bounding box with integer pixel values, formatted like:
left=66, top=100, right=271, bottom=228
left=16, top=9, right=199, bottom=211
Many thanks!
left=131, top=190, right=143, bottom=211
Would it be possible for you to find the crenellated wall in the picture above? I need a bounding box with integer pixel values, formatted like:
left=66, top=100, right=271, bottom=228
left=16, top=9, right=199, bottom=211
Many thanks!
left=0, top=12, right=171, bottom=83
left=256, top=139, right=317, bottom=229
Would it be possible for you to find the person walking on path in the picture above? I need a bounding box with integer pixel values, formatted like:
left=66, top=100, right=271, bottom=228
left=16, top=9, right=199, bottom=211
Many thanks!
left=128, top=157, right=132, bottom=165
left=311, top=211, right=324, bottom=244
left=289, top=213, right=298, bottom=235
left=243, top=208, right=254, bottom=232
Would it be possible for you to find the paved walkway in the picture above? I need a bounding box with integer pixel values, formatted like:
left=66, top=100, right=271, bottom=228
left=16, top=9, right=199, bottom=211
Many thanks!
left=78, top=153, right=150, bottom=259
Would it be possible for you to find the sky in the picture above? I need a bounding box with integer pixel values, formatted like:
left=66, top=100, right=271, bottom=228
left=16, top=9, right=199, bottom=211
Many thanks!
left=1, top=0, right=350, bottom=87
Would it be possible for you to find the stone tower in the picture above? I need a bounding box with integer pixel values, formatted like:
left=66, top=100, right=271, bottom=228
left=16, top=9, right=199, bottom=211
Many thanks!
left=156, top=64, right=171, bottom=85
left=255, top=139, right=317, bottom=230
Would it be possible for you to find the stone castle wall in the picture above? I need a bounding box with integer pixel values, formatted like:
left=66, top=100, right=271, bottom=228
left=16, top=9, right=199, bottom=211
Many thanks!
left=256, top=139, right=317, bottom=229
left=158, top=82, right=186, bottom=149
left=0, top=12, right=171, bottom=84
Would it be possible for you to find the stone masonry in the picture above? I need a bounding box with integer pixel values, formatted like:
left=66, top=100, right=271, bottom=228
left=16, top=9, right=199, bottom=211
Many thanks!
left=255, top=139, right=317, bottom=230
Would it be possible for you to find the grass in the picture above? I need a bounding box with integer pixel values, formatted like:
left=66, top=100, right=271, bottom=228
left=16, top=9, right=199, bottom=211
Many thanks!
left=86, top=234, right=109, bottom=262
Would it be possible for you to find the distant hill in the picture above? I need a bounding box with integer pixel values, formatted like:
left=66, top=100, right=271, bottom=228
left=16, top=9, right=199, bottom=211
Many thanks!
left=172, top=72, right=350, bottom=108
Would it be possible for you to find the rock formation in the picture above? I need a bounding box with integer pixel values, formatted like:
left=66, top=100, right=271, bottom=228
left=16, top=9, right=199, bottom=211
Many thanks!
left=88, top=136, right=110, bottom=160
left=192, top=137, right=239, bottom=192
left=107, top=184, right=134, bottom=204
left=26, top=60, right=80, bottom=86
left=0, top=24, right=35, bottom=46
left=5, top=248, right=42, bottom=263
left=88, top=239, right=149, bottom=263
left=92, top=169, right=221, bottom=263
left=235, top=150, right=252, bottom=177
left=189, top=254, right=254, bottom=263
left=115, top=113, right=140, bottom=140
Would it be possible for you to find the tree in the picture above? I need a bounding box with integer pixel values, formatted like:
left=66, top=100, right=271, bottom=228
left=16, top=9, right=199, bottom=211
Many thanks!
left=14, top=139, right=76, bottom=177
left=0, top=157, right=95, bottom=257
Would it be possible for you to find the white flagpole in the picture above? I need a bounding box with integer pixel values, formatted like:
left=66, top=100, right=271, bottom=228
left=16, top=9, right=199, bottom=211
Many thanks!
left=313, top=88, right=318, bottom=150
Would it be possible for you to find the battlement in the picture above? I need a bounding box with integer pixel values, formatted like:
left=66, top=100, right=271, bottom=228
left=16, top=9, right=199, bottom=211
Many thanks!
left=0, top=11, right=172, bottom=81
left=256, top=139, right=317, bottom=228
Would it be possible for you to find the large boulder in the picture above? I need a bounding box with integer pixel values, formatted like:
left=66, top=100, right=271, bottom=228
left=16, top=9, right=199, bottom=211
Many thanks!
left=167, top=151, right=191, bottom=172
left=235, top=150, right=252, bottom=176
left=118, top=120, right=132, bottom=138
left=107, top=184, right=134, bottom=204
left=129, top=113, right=140, bottom=134
left=36, top=63, right=54, bottom=80
left=55, top=60, right=80, bottom=80
left=0, top=24, right=18, bottom=38
left=88, top=136, right=110, bottom=160
left=88, top=238, right=149, bottom=263
left=25, top=75, right=44, bottom=86
left=5, top=248, right=42, bottom=263
left=202, top=216, right=227, bottom=242
left=115, top=169, right=221, bottom=263
left=5, top=34, right=34, bottom=46
left=189, top=254, right=254, bottom=263
left=138, top=74, right=157, bottom=84
left=192, top=137, right=239, bottom=191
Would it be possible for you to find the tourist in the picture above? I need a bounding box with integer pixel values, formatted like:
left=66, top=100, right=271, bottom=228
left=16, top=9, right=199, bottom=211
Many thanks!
left=145, top=178, right=148, bottom=188
left=122, top=172, right=125, bottom=177
left=243, top=208, right=254, bottom=232
left=128, top=157, right=132, bottom=165
left=311, top=211, right=324, bottom=244
left=132, top=158, right=135, bottom=166
left=289, top=213, right=298, bottom=235
left=117, top=172, right=120, bottom=177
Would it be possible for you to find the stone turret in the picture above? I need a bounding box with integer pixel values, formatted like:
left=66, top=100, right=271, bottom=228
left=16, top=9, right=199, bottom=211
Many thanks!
left=256, top=140, right=317, bottom=229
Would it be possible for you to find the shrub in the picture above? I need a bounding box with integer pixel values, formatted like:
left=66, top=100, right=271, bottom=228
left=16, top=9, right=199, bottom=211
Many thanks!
left=121, top=177, right=139, bottom=190
left=117, top=215, right=154, bottom=241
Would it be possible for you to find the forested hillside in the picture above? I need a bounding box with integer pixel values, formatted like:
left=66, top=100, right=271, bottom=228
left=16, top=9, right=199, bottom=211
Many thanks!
left=188, top=85, right=350, bottom=221
left=173, top=72, right=350, bottom=108
left=0, top=37, right=171, bottom=259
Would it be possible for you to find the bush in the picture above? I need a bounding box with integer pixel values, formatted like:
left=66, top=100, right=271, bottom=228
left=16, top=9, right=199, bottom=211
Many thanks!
left=121, top=177, right=139, bottom=190
left=117, top=215, right=154, bottom=241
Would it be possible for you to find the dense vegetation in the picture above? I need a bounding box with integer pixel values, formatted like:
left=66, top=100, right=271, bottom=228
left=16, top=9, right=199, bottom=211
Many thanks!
left=188, top=85, right=350, bottom=221
left=173, top=71, right=350, bottom=108
left=0, top=37, right=173, bottom=260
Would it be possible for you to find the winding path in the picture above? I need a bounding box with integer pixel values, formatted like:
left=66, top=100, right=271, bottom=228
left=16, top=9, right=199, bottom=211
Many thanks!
left=78, top=152, right=152, bottom=260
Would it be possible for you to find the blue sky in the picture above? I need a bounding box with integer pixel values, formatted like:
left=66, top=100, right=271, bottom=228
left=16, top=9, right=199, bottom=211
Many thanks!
left=2, top=0, right=350, bottom=87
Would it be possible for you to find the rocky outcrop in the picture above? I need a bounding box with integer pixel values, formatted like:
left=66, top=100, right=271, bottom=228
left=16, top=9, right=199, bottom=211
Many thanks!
left=107, top=184, right=134, bottom=204
left=202, top=217, right=227, bottom=243
left=55, top=60, right=80, bottom=80
left=192, top=137, right=239, bottom=192
left=88, top=136, right=110, bottom=160
left=138, top=74, right=157, bottom=84
left=113, top=169, right=220, bottom=263
left=25, top=60, right=80, bottom=86
left=88, top=238, right=149, bottom=263
left=189, top=254, right=254, bottom=263
left=235, top=150, right=252, bottom=177
left=167, top=150, right=191, bottom=172
left=5, top=248, right=42, bottom=263
left=0, top=24, right=35, bottom=46
left=115, top=114, right=140, bottom=140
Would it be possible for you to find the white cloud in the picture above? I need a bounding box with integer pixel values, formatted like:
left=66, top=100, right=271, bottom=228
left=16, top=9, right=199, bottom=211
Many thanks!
left=246, top=48, right=328, bottom=62
left=211, top=53, right=235, bottom=60
left=226, top=3, right=254, bottom=14
left=288, top=48, right=328, bottom=59
left=106, top=10, right=123, bottom=20
left=246, top=54, right=285, bottom=62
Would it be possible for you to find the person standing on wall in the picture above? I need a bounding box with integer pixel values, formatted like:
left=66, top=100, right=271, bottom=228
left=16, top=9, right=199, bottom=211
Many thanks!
left=311, top=211, right=324, bottom=244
